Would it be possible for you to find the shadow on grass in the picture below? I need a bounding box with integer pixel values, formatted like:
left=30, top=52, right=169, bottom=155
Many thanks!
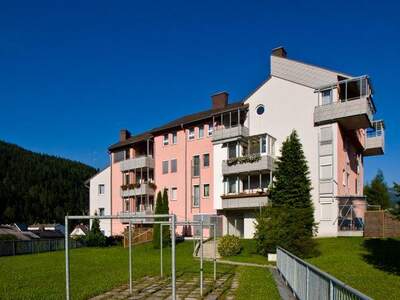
left=363, top=238, right=400, bottom=275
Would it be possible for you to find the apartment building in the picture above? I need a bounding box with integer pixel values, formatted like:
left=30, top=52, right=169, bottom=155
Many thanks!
left=90, top=47, right=384, bottom=238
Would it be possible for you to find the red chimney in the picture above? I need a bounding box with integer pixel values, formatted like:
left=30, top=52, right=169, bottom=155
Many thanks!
left=211, top=92, right=229, bottom=109
left=119, top=129, right=131, bottom=142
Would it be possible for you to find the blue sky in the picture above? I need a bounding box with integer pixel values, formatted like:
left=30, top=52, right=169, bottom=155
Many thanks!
left=0, top=1, right=399, bottom=184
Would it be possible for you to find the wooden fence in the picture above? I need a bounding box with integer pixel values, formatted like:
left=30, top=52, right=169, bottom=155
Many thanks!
left=364, top=211, right=400, bottom=238
left=123, top=227, right=153, bottom=248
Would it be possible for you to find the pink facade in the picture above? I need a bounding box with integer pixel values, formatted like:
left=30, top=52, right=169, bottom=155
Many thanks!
left=110, top=152, right=124, bottom=234
left=337, top=126, right=365, bottom=197
left=153, top=123, right=215, bottom=227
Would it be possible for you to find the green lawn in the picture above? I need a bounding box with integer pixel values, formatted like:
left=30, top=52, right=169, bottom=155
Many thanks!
left=221, top=239, right=272, bottom=265
left=0, top=241, right=282, bottom=300
left=308, top=237, right=400, bottom=300
left=235, top=266, right=280, bottom=300
left=0, top=242, right=235, bottom=300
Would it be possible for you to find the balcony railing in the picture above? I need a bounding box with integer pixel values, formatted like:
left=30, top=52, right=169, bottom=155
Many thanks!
left=314, top=76, right=375, bottom=129
left=364, top=120, right=385, bottom=156
left=221, top=190, right=269, bottom=209
left=120, top=155, right=154, bottom=172
left=222, top=154, right=275, bottom=175
left=120, top=182, right=156, bottom=197
left=212, top=124, right=249, bottom=144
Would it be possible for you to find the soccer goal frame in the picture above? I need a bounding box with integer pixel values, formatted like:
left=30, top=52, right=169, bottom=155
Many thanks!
left=64, top=214, right=217, bottom=300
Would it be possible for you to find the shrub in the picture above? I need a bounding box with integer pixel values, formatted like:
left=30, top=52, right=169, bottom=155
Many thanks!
left=218, top=235, right=242, bottom=257
left=85, top=231, right=106, bottom=247
left=106, top=235, right=123, bottom=246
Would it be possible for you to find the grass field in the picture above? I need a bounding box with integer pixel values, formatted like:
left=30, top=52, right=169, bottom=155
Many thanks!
left=0, top=241, right=278, bottom=300
left=235, top=266, right=280, bottom=300
left=220, top=239, right=272, bottom=265
left=309, top=237, right=400, bottom=300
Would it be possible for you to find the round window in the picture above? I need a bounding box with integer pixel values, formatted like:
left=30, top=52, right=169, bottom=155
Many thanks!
left=256, top=105, right=265, bottom=115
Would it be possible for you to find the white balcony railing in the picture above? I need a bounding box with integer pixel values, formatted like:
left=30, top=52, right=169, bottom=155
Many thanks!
left=212, top=125, right=249, bottom=143
left=120, top=156, right=154, bottom=172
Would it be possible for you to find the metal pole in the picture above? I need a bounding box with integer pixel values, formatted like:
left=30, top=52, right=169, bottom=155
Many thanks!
left=160, top=223, right=163, bottom=277
left=65, top=216, right=70, bottom=300
left=213, top=224, right=216, bottom=281
left=129, top=221, right=132, bottom=294
left=200, top=216, right=204, bottom=297
left=171, top=214, right=176, bottom=300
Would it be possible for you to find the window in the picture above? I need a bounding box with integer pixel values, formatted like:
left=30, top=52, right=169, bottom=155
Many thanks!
left=193, top=185, right=200, bottom=207
left=172, top=132, right=177, bottom=144
left=171, top=187, right=177, bottom=201
left=203, top=153, right=210, bottom=167
left=99, top=208, right=105, bottom=216
left=256, top=104, right=265, bottom=115
left=261, top=135, right=267, bottom=154
left=162, top=161, right=169, bottom=174
left=228, top=177, right=237, bottom=194
left=203, top=184, right=210, bottom=197
left=188, top=128, right=195, bottom=140
left=125, top=149, right=130, bottom=159
left=98, top=184, right=105, bottom=195
left=208, top=123, right=213, bottom=136
left=228, top=143, right=237, bottom=159
left=171, top=159, right=177, bottom=173
left=199, top=125, right=204, bottom=138
left=124, top=199, right=130, bottom=212
left=163, top=134, right=169, bottom=145
left=114, top=151, right=125, bottom=163
left=321, top=89, right=332, bottom=105
left=124, top=173, right=130, bottom=185
left=193, top=155, right=200, bottom=176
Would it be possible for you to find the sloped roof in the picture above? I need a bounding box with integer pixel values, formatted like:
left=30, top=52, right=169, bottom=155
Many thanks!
left=108, top=101, right=248, bottom=151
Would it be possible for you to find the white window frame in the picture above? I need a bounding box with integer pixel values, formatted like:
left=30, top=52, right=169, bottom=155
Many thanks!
left=199, top=125, right=204, bottom=138
left=203, top=184, right=210, bottom=197
left=99, top=208, right=105, bottom=216
left=208, top=122, right=213, bottom=136
left=193, top=185, right=200, bottom=207
left=98, top=184, right=105, bottom=195
left=171, top=187, right=177, bottom=201
left=171, top=159, right=177, bottom=173
left=162, top=161, right=169, bottom=174
left=163, top=134, right=169, bottom=145
left=172, top=132, right=177, bottom=144
left=321, top=89, right=333, bottom=105
left=188, top=128, right=195, bottom=140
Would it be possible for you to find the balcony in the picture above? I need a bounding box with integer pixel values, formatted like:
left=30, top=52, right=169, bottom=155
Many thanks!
left=314, top=76, right=375, bottom=129
left=212, top=125, right=249, bottom=144
left=222, top=154, right=275, bottom=175
left=221, top=192, right=268, bottom=209
left=118, top=209, right=154, bottom=223
left=364, top=120, right=385, bottom=156
left=120, top=182, right=156, bottom=197
left=120, top=156, right=154, bottom=172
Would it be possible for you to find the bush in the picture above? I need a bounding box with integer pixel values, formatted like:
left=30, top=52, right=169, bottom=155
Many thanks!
left=85, top=231, right=106, bottom=247
left=218, top=235, right=242, bottom=257
left=106, top=235, right=123, bottom=246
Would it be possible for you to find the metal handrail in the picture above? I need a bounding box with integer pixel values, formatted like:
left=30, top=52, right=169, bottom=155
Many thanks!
left=277, top=246, right=372, bottom=300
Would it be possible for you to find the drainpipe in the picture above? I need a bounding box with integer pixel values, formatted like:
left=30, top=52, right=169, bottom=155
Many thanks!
left=109, top=152, right=113, bottom=235
left=182, top=123, right=187, bottom=223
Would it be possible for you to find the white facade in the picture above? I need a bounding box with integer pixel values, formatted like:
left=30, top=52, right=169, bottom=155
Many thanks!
left=89, top=166, right=111, bottom=236
left=213, top=49, right=376, bottom=238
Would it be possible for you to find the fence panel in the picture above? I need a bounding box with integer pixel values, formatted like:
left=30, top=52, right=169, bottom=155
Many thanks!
left=0, top=238, right=84, bottom=257
left=277, top=247, right=372, bottom=300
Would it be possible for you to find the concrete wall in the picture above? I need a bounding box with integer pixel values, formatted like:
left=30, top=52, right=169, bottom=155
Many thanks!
left=89, top=166, right=111, bottom=236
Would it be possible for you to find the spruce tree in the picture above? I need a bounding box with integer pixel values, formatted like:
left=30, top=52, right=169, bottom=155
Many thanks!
left=364, top=170, right=390, bottom=209
left=255, top=130, right=318, bottom=258
left=152, top=191, right=163, bottom=248
left=162, top=188, right=171, bottom=245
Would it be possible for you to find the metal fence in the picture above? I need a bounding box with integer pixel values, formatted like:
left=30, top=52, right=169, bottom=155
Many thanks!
left=276, top=247, right=372, bottom=300
left=0, top=239, right=83, bottom=257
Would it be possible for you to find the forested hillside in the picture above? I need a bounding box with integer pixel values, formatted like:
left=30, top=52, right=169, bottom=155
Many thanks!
left=0, top=140, right=97, bottom=224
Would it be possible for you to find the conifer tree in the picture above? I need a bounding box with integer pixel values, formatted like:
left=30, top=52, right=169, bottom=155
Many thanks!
left=162, top=188, right=171, bottom=245
left=255, top=130, right=318, bottom=258
left=152, top=191, right=163, bottom=248
left=364, top=170, right=390, bottom=209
